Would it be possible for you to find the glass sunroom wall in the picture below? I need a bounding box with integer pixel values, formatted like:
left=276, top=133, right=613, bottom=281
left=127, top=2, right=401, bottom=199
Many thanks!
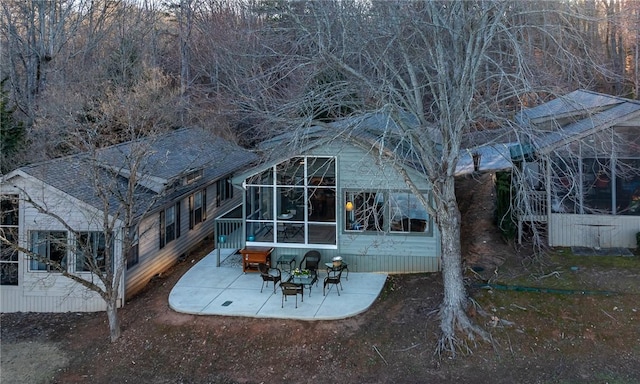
left=245, top=156, right=336, bottom=247
left=245, top=167, right=275, bottom=242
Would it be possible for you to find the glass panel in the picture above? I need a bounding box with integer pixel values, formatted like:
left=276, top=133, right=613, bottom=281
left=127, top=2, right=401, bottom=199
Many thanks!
left=0, top=228, right=18, bottom=262
left=277, top=157, right=305, bottom=186
left=308, top=223, right=335, bottom=245
left=0, top=263, right=18, bottom=285
left=345, top=191, right=384, bottom=231
left=616, top=158, right=640, bottom=216
left=165, top=206, right=176, bottom=242
left=615, top=127, right=640, bottom=158
left=278, top=187, right=304, bottom=219
left=246, top=186, right=273, bottom=220
left=582, top=158, right=612, bottom=214
left=390, top=193, right=430, bottom=233
left=1, top=195, right=19, bottom=226
left=246, top=167, right=274, bottom=185
left=276, top=222, right=305, bottom=244
left=49, top=232, right=67, bottom=268
left=309, top=187, right=336, bottom=222
left=307, top=157, right=335, bottom=186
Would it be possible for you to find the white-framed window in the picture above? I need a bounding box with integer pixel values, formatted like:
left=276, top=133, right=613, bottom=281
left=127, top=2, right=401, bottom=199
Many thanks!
left=189, top=189, right=206, bottom=229
left=160, top=202, right=180, bottom=249
left=1, top=194, right=19, bottom=285
left=29, top=231, right=68, bottom=272
left=76, top=232, right=111, bottom=272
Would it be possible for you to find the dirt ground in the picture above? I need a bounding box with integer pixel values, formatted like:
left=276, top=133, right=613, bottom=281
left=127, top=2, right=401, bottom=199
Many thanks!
left=2, top=172, right=639, bottom=384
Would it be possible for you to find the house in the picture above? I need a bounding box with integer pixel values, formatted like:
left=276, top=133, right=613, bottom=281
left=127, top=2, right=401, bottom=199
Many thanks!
left=214, top=114, right=442, bottom=273
left=0, top=128, right=258, bottom=312
left=512, top=90, right=640, bottom=248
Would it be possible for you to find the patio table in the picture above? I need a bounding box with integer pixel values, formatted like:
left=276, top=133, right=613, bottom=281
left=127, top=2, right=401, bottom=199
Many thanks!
left=289, top=274, right=317, bottom=297
left=325, top=261, right=349, bottom=280
left=276, top=254, right=297, bottom=273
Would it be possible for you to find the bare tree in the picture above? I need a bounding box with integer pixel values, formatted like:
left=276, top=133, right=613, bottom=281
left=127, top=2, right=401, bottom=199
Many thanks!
left=214, top=0, right=607, bottom=356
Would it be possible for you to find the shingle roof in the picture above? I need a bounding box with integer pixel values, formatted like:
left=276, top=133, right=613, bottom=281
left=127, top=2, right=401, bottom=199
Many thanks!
left=17, top=128, right=258, bottom=218
left=517, top=90, right=640, bottom=154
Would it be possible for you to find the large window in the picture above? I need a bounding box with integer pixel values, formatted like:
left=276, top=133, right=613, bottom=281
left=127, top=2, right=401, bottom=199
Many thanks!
left=76, top=232, right=111, bottom=272
left=29, top=231, right=68, bottom=272
left=189, top=189, right=206, bottom=229
left=160, top=203, right=180, bottom=249
left=245, top=157, right=336, bottom=246
left=344, top=190, right=432, bottom=234
left=1, top=195, right=19, bottom=285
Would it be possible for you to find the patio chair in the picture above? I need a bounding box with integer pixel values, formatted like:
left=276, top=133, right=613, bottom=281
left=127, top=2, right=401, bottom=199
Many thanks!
left=300, top=250, right=321, bottom=286
left=323, top=268, right=343, bottom=296
left=280, top=282, right=303, bottom=308
left=258, top=263, right=281, bottom=294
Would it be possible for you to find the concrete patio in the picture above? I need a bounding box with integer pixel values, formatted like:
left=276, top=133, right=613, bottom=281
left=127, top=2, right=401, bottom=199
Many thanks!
left=169, top=249, right=388, bottom=320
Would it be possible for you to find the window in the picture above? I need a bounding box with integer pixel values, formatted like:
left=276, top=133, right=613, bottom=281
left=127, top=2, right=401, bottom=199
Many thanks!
left=29, top=231, right=67, bottom=272
left=344, top=191, right=384, bottom=231
left=189, top=189, right=206, bottom=229
left=389, top=192, right=431, bottom=233
left=126, top=227, right=139, bottom=269
left=344, top=190, right=432, bottom=234
left=1, top=195, right=19, bottom=285
left=216, top=177, right=233, bottom=207
left=160, top=202, right=180, bottom=249
left=76, top=232, right=111, bottom=272
left=185, top=169, right=203, bottom=185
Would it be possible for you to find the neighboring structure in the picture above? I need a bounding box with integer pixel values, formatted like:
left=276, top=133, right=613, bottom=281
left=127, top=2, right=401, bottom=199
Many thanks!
left=0, top=128, right=257, bottom=312
left=512, top=90, right=640, bottom=248
left=215, top=114, right=442, bottom=273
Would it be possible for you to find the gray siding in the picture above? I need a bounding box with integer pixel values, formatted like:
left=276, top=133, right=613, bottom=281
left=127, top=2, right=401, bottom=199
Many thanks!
left=124, top=183, right=241, bottom=298
left=308, top=141, right=440, bottom=273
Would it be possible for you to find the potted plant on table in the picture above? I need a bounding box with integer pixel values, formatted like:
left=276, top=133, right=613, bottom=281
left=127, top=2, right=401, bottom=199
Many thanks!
left=292, top=268, right=310, bottom=277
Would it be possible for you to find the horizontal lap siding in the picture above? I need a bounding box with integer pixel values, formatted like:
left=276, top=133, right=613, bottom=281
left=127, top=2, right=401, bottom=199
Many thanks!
left=124, top=186, right=238, bottom=299
left=1, top=178, right=120, bottom=313
left=306, top=142, right=440, bottom=273
left=549, top=214, right=640, bottom=248
left=339, top=233, right=440, bottom=273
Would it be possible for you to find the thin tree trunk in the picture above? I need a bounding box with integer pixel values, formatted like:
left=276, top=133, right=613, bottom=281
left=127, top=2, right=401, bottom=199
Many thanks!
left=106, top=299, right=121, bottom=342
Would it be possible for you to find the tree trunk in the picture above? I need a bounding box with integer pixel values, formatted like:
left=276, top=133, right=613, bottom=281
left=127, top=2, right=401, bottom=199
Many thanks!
left=106, top=300, right=121, bottom=342
left=436, top=186, right=487, bottom=356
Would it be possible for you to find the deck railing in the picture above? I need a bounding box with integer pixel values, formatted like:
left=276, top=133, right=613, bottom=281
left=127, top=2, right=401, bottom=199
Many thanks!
left=214, top=206, right=245, bottom=266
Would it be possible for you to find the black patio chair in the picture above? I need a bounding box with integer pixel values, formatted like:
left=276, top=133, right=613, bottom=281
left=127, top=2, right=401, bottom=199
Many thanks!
left=258, top=263, right=281, bottom=294
left=299, top=250, right=321, bottom=286
left=280, top=282, right=303, bottom=308
left=323, top=268, right=343, bottom=296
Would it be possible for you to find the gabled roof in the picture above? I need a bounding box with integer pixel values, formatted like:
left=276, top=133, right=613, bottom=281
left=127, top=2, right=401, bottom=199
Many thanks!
left=517, top=90, right=640, bottom=155
left=6, top=128, right=258, bottom=218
